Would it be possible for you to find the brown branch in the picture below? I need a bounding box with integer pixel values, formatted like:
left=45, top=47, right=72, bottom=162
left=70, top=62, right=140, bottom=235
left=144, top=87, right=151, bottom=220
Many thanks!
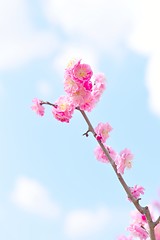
left=40, top=100, right=57, bottom=108
left=78, top=109, right=157, bottom=240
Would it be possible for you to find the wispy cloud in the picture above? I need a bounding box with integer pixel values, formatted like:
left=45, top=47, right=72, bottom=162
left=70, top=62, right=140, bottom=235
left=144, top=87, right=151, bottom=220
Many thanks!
left=42, top=0, right=132, bottom=55
left=64, top=207, right=110, bottom=238
left=0, top=0, right=57, bottom=70
left=128, top=0, right=160, bottom=117
left=11, top=176, right=61, bottom=219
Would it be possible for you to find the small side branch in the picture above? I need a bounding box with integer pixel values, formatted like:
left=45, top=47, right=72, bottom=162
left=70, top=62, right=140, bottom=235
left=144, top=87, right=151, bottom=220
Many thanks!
left=154, top=216, right=160, bottom=228
left=40, top=101, right=57, bottom=108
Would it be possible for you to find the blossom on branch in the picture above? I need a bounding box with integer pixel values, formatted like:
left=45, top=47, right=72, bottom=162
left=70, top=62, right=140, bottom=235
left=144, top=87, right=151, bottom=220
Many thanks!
left=94, top=122, right=113, bottom=143
left=52, top=96, right=75, bottom=123
left=66, top=59, right=93, bottom=84
left=92, top=73, right=106, bottom=103
left=129, top=185, right=145, bottom=201
left=94, top=145, right=117, bottom=163
left=64, top=59, right=106, bottom=112
left=31, top=98, right=45, bottom=116
left=115, top=148, right=134, bottom=174
left=127, top=224, right=148, bottom=240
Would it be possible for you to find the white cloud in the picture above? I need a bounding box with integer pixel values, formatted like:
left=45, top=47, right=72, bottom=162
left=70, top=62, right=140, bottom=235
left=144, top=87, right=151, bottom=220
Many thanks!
left=43, top=0, right=132, bottom=54
left=128, top=0, right=160, bottom=117
left=64, top=207, right=110, bottom=238
left=145, top=55, right=160, bottom=116
left=129, top=0, right=160, bottom=56
left=11, top=176, right=60, bottom=219
left=0, top=0, right=57, bottom=70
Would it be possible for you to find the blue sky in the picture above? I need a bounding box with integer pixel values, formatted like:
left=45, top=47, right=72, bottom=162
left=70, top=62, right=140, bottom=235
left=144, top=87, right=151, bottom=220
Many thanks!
left=0, top=0, right=160, bottom=239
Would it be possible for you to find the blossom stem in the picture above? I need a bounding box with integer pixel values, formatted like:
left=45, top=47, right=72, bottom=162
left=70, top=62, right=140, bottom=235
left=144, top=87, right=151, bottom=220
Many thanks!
left=40, top=101, right=57, bottom=108
left=79, top=109, right=157, bottom=240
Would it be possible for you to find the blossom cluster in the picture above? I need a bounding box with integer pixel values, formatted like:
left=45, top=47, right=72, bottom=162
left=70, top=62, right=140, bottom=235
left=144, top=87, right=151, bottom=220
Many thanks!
left=94, top=122, right=134, bottom=175
left=32, top=59, right=106, bottom=122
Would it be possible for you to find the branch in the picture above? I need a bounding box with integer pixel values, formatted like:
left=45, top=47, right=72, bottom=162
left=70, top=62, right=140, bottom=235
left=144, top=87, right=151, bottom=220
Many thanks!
left=79, top=109, right=157, bottom=239
left=40, top=100, right=57, bottom=108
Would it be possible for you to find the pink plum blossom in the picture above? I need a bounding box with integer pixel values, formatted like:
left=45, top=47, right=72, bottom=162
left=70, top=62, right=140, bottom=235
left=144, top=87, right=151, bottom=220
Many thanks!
left=92, top=73, right=106, bottom=103
left=52, top=96, right=75, bottom=123
left=94, top=122, right=113, bottom=143
left=64, top=74, right=79, bottom=94
left=70, top=59, right=93, bottom=83
left=64, top=59, right=106, bottom=111
left=127, top=224, right=148, bottom=240
left=129, top=185, right=145, bottom=200
left=130, top=210, right=147, bottom=226
left=127, top=210, right=149, bottom=240
left=94, top=145, right=117, bottom=163
left=65, top=59, right=93, bottom=91
left=78, top=93, right=96, bottom=112
left=66, top=84, right=95, bottom=112
left=115, top=149, right=134, bottom=174
left=31, top=98, right=45, bottom=116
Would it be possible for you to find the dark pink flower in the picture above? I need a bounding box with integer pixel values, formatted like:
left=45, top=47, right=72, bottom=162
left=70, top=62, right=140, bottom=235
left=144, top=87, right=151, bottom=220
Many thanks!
left=71, top=60, right=93, bottom=82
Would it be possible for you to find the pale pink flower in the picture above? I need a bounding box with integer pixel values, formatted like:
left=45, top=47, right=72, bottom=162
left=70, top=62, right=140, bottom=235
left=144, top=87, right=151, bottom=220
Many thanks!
left=92, top=73, right=106, bottom=103
left=65, top=58, right=77, bottom=70
left=129, top=185, right=145, bottom=200
left=52, top=96, right=75, bottom=123
left=127, top=224, right=148, bottom=240
left=131, top=210, right=147, bottom=226
left=69, top=85, right=90, bottom=106
left=31, top=98, right=45, bottom=116
left=67, top=85, right=95, bottom=112
left=95, top=122, right=113, bottom=143
left=94, top=145, right=117, bottom=163
left=78, top=93, right=95, bottom=112
left=115, top=149, right=133, bottom=174
left=64, top=74, right=79, bottom=94
left=155, top=223, right=160, bottom=240
left=117, top=236, right=133, bottom=240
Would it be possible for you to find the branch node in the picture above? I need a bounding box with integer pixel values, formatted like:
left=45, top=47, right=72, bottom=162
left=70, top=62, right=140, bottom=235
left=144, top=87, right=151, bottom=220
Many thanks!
left=83, top=129, right=90, bottom=137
